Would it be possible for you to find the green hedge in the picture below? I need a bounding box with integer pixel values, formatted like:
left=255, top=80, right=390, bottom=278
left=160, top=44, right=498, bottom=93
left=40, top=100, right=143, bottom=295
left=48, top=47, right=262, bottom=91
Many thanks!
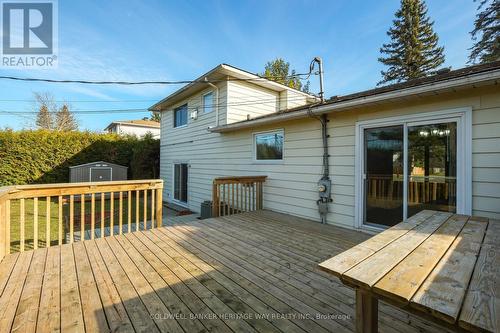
left=0, top=130, right=160, bottom=185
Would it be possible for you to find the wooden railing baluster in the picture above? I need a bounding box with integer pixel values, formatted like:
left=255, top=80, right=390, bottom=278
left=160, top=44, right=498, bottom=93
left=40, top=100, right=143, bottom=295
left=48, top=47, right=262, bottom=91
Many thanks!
left=128, top=190, right=132, bottom=233
left=0, top=180, right=163, bottom=253
left=100, top=192, right=105, bottom=237
left=58, top=196, right=62, bottom=245
left=20, top=198, right=25, bottom=252
left=143, top=189, right=147, bottom=229
left=211, top=176, right=267, bottom=217
left=135, top=190, right=140, bottom=232
left=119, top=192, right=123, bottom=235
left=33, top=197, right=38, bottom=250
left=70, top=195, right=74, bottom=243
left=110, top=192, right=114, bottom=236
left=151, top=188, right=155, bottom=227
left=80, top=194, right=84, bottom=241
left=91, top=193, right=95, bottom=240
left=46, top=196, right=50, bottom=247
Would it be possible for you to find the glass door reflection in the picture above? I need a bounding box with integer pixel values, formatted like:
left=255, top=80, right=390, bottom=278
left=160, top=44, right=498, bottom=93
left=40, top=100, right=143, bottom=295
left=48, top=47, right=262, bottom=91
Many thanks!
left=407, top=122, right=457, bottom=217
left=364, top=126, right=404, bottom=227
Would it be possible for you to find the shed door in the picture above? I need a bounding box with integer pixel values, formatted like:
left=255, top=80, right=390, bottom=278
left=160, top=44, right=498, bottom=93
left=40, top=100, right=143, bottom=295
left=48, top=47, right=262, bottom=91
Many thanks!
left=90, top=168, right=112, bottom=182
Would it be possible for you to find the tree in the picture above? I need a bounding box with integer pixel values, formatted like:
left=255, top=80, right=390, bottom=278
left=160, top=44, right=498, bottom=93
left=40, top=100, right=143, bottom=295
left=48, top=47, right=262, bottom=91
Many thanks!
left=34, top=92, right=57, bottom=130
left=33, top=92, right=77, bottom=131
left=378, top=0, right=445, bottom=85
left=55, top=104, right=78, bottom=131
left=469, top=0, right=500, bottom=64
left=262, top=58, right=310, bottom=92
left=150, top=111, right=161, bottom=122
left=36, top=105, right=52, bottom=130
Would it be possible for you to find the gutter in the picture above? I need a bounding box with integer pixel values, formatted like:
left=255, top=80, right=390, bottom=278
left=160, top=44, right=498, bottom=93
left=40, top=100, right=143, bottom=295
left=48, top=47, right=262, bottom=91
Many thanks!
left=209, top=69, right=500, bottom=133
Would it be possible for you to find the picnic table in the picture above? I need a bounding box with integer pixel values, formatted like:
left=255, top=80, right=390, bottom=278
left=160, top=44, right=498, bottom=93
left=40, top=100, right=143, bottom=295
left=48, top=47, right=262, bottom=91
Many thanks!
left=319, top=210, right=499, bottom=333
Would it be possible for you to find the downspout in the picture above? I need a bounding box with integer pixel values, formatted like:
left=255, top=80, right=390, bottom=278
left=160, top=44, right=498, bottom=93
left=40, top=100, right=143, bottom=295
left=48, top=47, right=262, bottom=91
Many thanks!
left=205, top=78, right=219, bottom=127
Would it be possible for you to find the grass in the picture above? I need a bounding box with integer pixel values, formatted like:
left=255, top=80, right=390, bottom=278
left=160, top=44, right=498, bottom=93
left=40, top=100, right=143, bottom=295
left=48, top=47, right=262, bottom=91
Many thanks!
left=9, top=193, right=154, bottom=252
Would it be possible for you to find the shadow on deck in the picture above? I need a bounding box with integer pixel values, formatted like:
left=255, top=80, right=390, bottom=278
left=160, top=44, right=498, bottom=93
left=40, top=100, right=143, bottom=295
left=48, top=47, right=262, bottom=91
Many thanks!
left=0, top=210, right=454, bottom=332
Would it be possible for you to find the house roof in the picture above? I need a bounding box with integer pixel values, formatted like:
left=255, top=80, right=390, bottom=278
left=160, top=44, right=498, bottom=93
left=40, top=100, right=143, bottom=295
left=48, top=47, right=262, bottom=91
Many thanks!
left=148, top=63, right=319, bottom=111
left=210, top=61, right=500, bottom=133
left=104, top=119, right=160, bottom=131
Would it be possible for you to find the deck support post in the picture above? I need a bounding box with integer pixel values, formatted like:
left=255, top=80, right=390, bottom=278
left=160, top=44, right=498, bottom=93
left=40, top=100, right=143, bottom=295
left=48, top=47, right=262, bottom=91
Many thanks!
left=356, top=289, right=378, bottom=333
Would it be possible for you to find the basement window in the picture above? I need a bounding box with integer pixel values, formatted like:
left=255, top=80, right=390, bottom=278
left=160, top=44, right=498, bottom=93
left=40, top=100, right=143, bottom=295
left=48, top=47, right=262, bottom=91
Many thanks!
left=254, top=130, right=284, bottom=161
left=174, top=104, right=188, bottom=127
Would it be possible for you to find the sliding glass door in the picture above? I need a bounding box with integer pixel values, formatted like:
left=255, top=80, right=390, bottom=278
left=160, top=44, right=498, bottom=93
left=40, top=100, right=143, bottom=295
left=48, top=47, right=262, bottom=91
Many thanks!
left=362, top=119, right=459, bottom=228
left=364, top=126, right=404, bottom=227
left=407, top=122, right=457, bottom=217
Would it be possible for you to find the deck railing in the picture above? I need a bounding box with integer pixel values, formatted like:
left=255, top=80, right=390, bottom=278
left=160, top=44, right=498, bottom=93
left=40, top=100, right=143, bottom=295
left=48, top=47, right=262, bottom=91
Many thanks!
left=212, top=176, right=267, bottom=218
left=0, top=179, right=163, bottom=257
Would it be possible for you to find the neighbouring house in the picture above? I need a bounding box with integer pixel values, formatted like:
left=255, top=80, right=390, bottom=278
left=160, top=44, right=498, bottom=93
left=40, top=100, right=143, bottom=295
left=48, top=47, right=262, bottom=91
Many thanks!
left=149, top=62, right=500, bottom=230
left=104, top=119, right=161, bottom=138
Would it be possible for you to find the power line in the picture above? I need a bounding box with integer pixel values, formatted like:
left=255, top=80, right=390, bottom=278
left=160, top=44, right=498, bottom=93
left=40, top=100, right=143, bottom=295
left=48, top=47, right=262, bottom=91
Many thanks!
left=0, top=96, right=313, bottom=115
left=0, top=72, right=316, bottom=85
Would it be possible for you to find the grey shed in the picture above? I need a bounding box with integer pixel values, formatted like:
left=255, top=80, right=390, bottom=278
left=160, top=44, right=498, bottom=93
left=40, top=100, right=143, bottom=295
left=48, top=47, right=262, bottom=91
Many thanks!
left=69, top=161, right=128, bottom=183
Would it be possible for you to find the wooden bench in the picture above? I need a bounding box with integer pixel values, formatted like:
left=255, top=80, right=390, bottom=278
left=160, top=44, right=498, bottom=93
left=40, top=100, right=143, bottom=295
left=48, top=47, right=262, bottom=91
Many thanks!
left=319, top=210, right=499, bottom=333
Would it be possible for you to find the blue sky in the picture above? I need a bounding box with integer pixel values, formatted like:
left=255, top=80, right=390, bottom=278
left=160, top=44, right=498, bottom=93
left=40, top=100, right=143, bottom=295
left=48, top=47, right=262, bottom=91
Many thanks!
left=0, top=0, right=478, bottom=131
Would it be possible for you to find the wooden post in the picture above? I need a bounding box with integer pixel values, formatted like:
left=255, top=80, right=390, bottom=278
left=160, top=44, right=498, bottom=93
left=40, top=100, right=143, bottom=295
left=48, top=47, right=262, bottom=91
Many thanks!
left=155, top=188, right=163, bottom=228
left=355, top=289, right=378, bottom=333
left=212, top=182, right=218, bottom=218
left=80, top=194, right=84, bottom=241
left=150, top=188, right=155, bottom=227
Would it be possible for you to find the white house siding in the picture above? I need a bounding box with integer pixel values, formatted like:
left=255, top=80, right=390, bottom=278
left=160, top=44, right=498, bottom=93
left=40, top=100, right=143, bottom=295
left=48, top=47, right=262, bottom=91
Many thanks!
left=226, top=81, right=279, bottom=123
left=161, top=84, right=500, bottom=228
left=115, top=124, right=160, bottom=138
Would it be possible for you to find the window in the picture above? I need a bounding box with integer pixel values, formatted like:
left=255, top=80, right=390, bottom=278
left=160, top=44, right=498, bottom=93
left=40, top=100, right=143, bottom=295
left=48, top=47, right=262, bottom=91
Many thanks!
left=203, top=92, right=214, bottom=113
left=174, top=104, right=188, bottom=127
left=254, top=130, right=284, bottom=161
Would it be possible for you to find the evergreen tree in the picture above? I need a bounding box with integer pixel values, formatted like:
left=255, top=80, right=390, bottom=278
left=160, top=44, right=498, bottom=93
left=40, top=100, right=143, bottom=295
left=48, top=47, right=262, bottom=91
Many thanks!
left=36, top=105, right=53, bottom=130
left=378, top=0, right=445, bottom=85
left=55, top=104, right=78, bottom=131
left=469, top=0, right=500, bottom=64
left=262, top=58, right=310, bottom=92
left=150, top=111, right=161, bottom=122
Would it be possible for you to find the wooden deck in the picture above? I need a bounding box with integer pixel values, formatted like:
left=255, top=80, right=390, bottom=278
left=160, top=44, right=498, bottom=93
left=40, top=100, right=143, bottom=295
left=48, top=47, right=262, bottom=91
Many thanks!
left=0, top=210, right=454, bottom=333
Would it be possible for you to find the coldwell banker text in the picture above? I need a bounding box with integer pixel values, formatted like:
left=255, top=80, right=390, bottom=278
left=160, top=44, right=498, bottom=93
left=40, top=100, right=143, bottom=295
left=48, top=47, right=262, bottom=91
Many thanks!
left=1, top=0, right=58, bottom=68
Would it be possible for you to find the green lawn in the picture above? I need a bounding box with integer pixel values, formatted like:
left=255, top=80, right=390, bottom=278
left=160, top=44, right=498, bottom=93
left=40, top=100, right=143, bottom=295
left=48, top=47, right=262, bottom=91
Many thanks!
left=9, top=193, right=154, bottom=252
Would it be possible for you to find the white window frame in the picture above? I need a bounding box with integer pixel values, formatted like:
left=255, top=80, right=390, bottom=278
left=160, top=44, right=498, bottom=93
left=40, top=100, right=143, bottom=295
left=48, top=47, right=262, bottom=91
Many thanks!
left=253, top=129, right=285, bottom=164
left=354, top=107, right=472, bottom=230
left=173, top=104, right=188, bottom=128
left=172, top=162, right=189, bottom=207
left=202, top=91, right=214, bottom=114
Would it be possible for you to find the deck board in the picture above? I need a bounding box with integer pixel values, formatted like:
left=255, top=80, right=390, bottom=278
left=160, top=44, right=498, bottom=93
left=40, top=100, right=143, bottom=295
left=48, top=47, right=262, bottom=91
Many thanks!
left=0, top=210, right=455, bottom=333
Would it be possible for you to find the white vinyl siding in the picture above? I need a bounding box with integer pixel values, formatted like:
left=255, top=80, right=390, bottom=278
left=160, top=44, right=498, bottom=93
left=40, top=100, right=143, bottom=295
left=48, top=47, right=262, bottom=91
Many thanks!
left=160, top=81, right=500, bottom=227
left=226, top=80, right=279, bottom=123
